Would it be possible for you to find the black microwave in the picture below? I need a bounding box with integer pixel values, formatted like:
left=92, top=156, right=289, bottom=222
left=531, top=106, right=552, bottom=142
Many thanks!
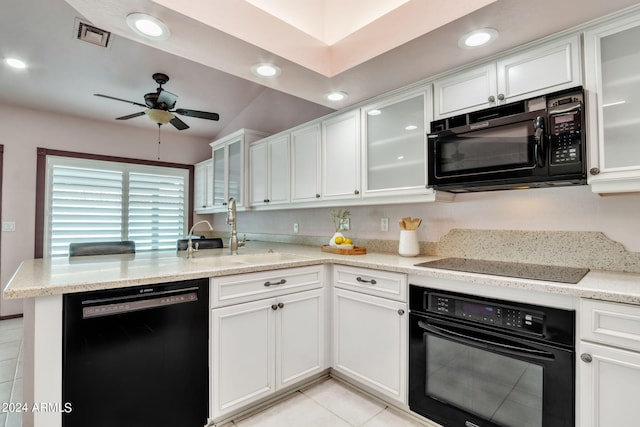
left=428, top=87, right=586, bottom=192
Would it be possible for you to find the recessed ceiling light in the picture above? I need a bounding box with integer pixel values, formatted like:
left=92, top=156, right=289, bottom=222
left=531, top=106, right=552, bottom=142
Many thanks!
left=458, top=28, right=498, bottom=49
left=251, top=63, right=281, bottom=78
left=327, top=91, right=348, bottom=102
left=126, top=13, right=170, bottom=40
left=368, top=109, right=382, bottom=116
left=5, top=58, right=26, bottom=69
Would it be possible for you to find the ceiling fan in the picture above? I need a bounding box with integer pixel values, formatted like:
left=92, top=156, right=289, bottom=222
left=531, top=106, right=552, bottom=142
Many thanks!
left=94, top=72, right=220, bottom=130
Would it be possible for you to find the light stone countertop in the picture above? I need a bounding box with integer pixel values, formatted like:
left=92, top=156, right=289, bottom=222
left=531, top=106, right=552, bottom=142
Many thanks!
left=4, top=241, right=640, bottom=305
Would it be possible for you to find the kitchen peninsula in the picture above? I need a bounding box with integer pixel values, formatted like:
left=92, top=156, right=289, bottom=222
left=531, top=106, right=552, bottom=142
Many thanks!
left=5, top=234, right=640, bottom=427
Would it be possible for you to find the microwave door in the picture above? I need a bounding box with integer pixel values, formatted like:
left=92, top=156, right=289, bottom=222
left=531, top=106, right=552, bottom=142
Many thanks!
left=434, top=120, right=536, bottom=179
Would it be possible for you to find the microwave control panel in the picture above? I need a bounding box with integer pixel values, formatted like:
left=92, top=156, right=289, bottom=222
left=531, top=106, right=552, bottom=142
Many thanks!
left=549, top=109, right=582, bottom=165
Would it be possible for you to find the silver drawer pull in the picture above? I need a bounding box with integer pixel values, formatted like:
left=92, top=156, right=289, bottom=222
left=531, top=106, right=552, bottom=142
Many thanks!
left=356, top=277, right=377, bottom=285
left=264, top=279, right=287, bottom=287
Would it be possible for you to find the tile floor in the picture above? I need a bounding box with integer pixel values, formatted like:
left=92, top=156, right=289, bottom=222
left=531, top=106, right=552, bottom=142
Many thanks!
left=226, top=379, right=433, bottom=427
left=0, top=317, right=23, bottom=427
left=0, top=317, right=433, bottom=427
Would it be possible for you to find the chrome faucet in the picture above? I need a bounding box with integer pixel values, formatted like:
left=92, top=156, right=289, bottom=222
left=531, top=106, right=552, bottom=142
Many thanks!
left=186, top=220, right=214, bottom=258
left=226, top=197, right=245, bottom=255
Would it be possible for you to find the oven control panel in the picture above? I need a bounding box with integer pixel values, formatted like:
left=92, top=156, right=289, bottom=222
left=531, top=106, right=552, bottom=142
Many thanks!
left=430, top=293, right=544, bottom=334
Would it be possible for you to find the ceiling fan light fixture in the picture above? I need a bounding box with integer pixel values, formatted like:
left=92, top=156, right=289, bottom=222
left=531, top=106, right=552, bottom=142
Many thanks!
left=251, top=63, right=281, bottom=78
left=145, top=108, right=174, bottom=124
left=126, top=13, right=170, bottom=40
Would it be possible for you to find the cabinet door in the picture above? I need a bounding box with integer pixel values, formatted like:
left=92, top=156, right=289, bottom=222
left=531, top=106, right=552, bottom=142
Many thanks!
left=333, top=288, right=407, bottom=403
left=194, top=160, right=213, bottom=212
left=433, top=63, right=497, bottom=118
left=579, top=341, right=640, bottom=427
left=363, top=89, right=429, bottom=197
left=276, top=289, right=325, bottom=388
left=322, top=111, right=361, bottom=200
left=267, top=135, right=290, bottom=205
left=228, top=139, right=243, bottom=207
left=291, top=124, right=321, bottom=203
left=249, top=142, right=268, bottom=206
left=585, top=15, right=640, bottom=192
left=211, top=299, right=276, bottom=418
left=497, top=35, right=581, bottom=103
left=212, top=145, right=226, bottom=207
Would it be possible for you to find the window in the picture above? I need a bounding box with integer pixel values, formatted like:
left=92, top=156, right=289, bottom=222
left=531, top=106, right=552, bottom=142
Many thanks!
left=43, top=155, right=189, bottom=257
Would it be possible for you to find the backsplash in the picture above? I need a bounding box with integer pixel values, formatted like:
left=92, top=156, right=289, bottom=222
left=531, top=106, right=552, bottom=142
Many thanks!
left=207, top=228, right=640, bottom=273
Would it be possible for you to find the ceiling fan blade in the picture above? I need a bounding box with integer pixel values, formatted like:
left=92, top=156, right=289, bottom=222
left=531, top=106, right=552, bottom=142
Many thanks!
left=95, top=94, right=147, bottom=108
left=174, top=108, right=220, bottom=121
left=157, top=90, right=178, bottom=109
left=116, top=111, right=147, bottom=120
left=170, top=116, right=190, bottom=130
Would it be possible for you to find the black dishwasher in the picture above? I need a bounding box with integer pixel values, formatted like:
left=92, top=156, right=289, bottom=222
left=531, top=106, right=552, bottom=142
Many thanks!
left=62, top=279, right=209, bottom=427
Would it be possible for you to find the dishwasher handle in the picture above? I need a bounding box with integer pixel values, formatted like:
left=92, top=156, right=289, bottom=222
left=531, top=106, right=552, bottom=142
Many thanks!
left=82, top=287, right=199, bottom=319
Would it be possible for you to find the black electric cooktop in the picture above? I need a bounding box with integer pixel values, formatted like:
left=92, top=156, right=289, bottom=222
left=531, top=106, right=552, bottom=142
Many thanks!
left=415, top=257, right=589, bottom=284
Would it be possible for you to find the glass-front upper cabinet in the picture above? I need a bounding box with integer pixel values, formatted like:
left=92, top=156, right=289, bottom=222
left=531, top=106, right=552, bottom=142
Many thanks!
left=362, top=86, right=432, bottom=198
left=209, top=129, right=267, bottom=211
left=585, top=11, right=640, bottom=193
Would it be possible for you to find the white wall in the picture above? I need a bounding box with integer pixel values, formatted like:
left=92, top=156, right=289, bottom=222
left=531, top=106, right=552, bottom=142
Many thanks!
left=212, top=185, right=640, bottom=252
left=0, top=104, right=212, bottom=316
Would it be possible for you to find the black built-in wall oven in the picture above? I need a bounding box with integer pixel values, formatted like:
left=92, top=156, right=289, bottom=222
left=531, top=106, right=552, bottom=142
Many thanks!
left=409, top=285, right=575, bottom=427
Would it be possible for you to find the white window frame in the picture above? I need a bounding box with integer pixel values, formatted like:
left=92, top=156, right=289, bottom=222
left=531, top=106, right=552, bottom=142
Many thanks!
left=43, top=155, right=189, bottom=257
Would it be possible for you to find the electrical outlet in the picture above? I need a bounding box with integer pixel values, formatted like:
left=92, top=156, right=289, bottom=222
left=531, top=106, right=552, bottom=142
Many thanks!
left=2, top=221, right=16, bottom=232
left=293, top=223, right=299, bottom=233
left=380, top=217, right=389, bottom=232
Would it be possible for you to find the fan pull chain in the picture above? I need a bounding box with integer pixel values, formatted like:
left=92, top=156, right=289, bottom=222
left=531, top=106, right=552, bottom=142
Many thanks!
left=157, top=123, right=161, bottom=160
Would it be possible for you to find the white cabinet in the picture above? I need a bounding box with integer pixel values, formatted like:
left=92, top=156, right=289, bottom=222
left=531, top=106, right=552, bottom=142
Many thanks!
left=249, top=134, right=290, bottom=207
left=362, top=87, right=433, bottom=199
left=208, top=129, right=267, bottom=212
left=290, top=124, right=322, bottom=203
left=194, top=159, right=214, bottom=212
left=332, top=266, right=407, bottom=404
left=210, top=267, right=325, bottom=420
left=434, top=35, right=581, bottom=119
left=321, top=110, right=361, bottom=201
left=579, top=299, right=640, bottom=426
left=584, top=12, right=640, bottom=193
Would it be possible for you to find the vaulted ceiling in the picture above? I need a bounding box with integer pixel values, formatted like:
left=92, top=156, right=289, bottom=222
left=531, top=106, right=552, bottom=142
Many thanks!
left=1, top=0, right=638, bottom=139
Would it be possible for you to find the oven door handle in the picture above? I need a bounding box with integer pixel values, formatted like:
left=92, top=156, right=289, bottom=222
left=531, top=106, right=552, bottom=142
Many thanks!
left=418, top=320, right=555, bottom=361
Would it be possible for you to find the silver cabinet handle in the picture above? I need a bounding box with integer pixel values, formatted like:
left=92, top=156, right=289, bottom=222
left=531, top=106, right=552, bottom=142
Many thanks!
left=271, top=304, right=278, bottom=310
left=264, top=279, right=287, bottom=287
left=354, top=189, right=360, bottom=195
left=488, top=95, right=495, bottom=102
left=398, top=309, right=405, bottom=316
left=278, top=302, right=284, bottom=309
left=356, top=277, right=377, bottom=285
left=497, top=93, right=505, bottom=101
left=581, top=353, right=593, bottom=363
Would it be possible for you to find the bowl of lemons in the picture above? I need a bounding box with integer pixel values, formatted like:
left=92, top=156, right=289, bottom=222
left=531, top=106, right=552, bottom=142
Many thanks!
left=330, top=233, right=353, bottom=249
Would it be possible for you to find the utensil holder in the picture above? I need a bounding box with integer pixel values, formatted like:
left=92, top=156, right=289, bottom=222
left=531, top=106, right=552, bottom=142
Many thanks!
left=399, top=230, right=419, bottom=257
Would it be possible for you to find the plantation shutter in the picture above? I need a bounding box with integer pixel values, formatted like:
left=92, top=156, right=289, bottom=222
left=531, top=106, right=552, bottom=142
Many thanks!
left=49, top=164, right=124, bottom=256
left=45, top=156, right=188, bottom=257
left=128, top=172, right=185, bottom=251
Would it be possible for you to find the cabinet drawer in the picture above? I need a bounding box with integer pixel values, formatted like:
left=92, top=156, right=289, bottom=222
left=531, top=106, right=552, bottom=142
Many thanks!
left=581, top=299, right=640, bottom=352
left=211, top=266, right=323, bottom=307
left=333, top=265, right=407, bottom=302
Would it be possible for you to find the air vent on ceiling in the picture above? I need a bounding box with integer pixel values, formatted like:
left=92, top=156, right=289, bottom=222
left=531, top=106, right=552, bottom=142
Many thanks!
left=75, top=19, right=111, bottom=48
